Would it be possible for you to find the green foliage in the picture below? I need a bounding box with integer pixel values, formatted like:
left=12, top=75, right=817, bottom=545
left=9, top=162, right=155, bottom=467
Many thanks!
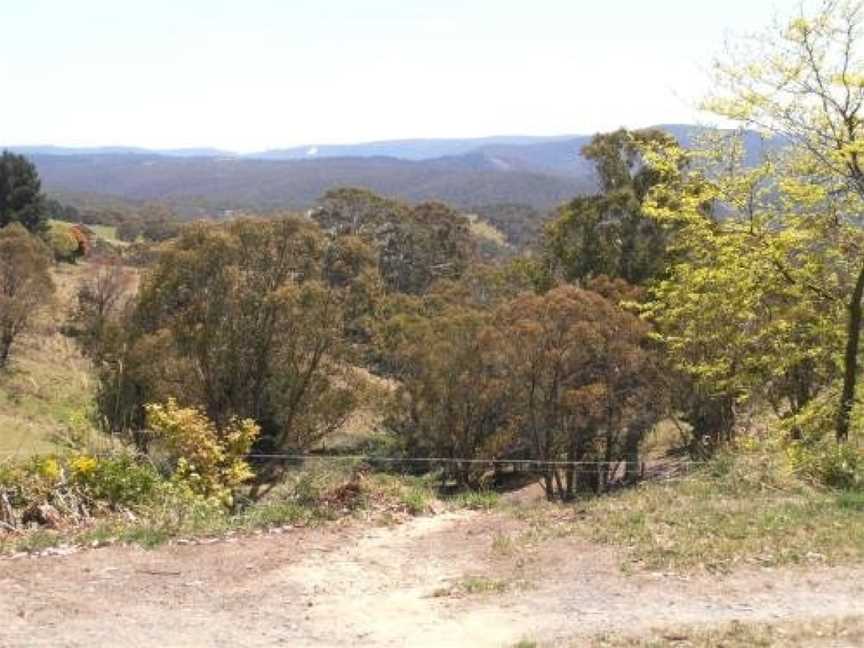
left=787, top=441, right=864, bottom=491
left=499, top=284, right=665, bottom=498
left=0, top=151, right=47, bottom=233
left=470, top=203, right=546, bottom=249
left=69, top=453, right=159, bottom=505
left=311, top=189, right=476, bottom=295
left=641, top=132, right=845, bottom=447
left=542, top=129, right=678, bottom=286
left=400, top=484, right=433, bottom=515
left=93, top=217, right=363, bottom=458
left=445, top=489, right=500, bottom=510
left=382, top=300, right=514, bottom=487
left=699, top=0, right=864, bottom=442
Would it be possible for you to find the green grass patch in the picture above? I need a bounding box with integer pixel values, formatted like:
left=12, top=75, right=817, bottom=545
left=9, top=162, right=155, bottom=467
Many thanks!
left=838, top=491, right=864, bottom=511
left=569, top=452, right=864, bottom=572
left=445, top=489, right=501, bottom=510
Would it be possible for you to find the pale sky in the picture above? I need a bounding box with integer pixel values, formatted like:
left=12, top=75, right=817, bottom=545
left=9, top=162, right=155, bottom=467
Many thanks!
left=0, top=1, right=783, bottom=152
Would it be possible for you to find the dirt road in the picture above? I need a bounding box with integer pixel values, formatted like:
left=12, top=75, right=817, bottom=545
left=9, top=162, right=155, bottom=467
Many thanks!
left=2, top=511, right=863, bottom=647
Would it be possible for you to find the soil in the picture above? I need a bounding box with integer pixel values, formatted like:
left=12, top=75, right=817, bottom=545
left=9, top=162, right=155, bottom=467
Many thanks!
left=2, top=510, right=863, bottom=647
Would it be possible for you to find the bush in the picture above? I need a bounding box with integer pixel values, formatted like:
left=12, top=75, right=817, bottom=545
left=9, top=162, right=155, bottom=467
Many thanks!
left=70, top=454, right=159, bottom=506
left=145, top=399, right=260, bottom=505
left=787, top=441, right=864, bottom=491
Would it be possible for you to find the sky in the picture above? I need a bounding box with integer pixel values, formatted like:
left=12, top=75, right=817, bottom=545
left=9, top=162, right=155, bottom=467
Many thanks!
left=0, top=0, right=783, bottom=152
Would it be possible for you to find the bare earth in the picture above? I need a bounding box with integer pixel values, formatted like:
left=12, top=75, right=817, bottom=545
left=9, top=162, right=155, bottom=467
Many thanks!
left=2, top=510, right=863, bottom=647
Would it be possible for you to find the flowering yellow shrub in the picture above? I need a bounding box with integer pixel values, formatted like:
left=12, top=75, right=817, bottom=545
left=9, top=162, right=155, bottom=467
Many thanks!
left=69, top=455, right=99, bottom=477
left=145, top=399, right=260, bottom=505
left=35, top=457, right=61, bottom=481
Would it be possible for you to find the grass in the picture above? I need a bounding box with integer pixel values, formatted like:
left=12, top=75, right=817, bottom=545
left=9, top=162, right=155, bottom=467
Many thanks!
left=445, top=489, right=501, bottom=510
left=0, top=462, right=508, bottom=555
left=566, top=451, right=864, bottom=572
left=433, top=575, right=514, bottom=598
left=0, top=264, right=96, bottom=458
left=589, top=616, right=864, bottom=647
left=0, top=333, right=93, bottom=457
left=0, top=495, right=322, bottom=555
left=459, top=576, right=510, bottom=594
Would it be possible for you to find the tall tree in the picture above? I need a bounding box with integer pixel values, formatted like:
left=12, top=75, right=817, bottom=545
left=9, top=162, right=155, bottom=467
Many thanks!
left=705, top=0, right=864, bottom=441
left=642, top=136, right=843, bottom=448
left=311, top=189, right=475, bottom=294
left=92, top=217, right=363, bottom=459
left=0, top=151, right=47, bottom=233
left=499, top=284, right=664, bottom=498
left=543, top=129, right=679, bottom=286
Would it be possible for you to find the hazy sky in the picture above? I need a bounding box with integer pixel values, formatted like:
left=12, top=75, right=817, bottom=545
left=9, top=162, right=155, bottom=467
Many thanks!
left=0, top=1, right=782, bottom=151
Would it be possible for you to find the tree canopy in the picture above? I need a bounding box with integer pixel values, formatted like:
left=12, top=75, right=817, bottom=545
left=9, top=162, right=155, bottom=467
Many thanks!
left=0, top=151, right=47, bottom=233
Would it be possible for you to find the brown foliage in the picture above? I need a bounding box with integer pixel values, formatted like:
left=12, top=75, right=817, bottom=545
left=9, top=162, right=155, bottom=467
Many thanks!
left=498, top=284, right=666, bottom=498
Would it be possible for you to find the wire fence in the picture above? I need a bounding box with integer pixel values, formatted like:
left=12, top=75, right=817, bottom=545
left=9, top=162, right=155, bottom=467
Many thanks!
left=1, top=449, right=706, bottom=467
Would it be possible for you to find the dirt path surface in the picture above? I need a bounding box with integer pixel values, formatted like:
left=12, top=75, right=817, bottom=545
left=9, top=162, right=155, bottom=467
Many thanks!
left=2, top=511, right=863, bottom=647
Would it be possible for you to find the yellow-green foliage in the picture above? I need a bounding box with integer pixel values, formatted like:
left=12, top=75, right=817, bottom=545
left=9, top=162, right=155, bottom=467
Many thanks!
left=47, top=223, right=80, bottom=262
left=0, top=453, right=160, bottom=522
left=787, top=440, right=864, bottom=491
left=145, top=398, right=259, bottom=504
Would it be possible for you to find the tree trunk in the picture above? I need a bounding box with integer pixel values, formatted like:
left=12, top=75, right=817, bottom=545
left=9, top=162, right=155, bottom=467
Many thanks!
left=837, top=261, right=864, bottom=443
left=624, top=423, right=643, bottom=483
left=688, top=393, right=735, bottom=455
left=0, top=332, right=12, bottom=368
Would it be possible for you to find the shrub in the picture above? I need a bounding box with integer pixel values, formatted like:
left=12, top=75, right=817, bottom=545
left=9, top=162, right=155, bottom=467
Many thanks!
left=787, top=441, right=864, bottom=491
left=70, top=454, right=159, bottom=506
left=145, top=398, right=259, bottom=505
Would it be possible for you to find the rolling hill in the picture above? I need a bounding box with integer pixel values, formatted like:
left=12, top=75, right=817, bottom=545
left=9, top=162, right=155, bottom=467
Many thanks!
left=9, top=125, right=772, bottom=214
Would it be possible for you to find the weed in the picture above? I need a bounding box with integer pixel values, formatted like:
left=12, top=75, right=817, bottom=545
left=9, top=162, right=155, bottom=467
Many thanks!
left=459, top=576, right=510, bottom=595
left=400, top=485, right=432, bottom=515
left=491, top=532, right=516, bottom=556
left=447, top=489, right=500, bottom=510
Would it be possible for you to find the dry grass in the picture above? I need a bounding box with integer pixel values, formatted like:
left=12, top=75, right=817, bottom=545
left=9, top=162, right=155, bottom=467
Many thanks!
left=0, top=264, right=95, bottom=458
left=501, top=451, right=864, bottom=573
left=590, top=616, right=864, bottom=647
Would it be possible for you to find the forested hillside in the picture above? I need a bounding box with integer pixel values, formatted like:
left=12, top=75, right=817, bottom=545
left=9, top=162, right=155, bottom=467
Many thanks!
left=31, top=153, right=592, bottom=212
left=16, top=125, right=774, bottom=215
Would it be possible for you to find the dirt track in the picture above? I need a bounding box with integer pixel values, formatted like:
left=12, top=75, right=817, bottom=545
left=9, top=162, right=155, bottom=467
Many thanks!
left=2, top=510, right=863, bottom=647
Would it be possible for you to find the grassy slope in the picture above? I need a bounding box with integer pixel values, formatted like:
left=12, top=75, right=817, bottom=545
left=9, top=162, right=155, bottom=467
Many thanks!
left=0, top=264, right=94, bottom=458
left=506, top=448, right=864, bottom=573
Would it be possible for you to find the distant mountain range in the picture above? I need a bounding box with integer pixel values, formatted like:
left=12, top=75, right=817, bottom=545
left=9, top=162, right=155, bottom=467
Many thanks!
left=6, top=125, right=771, bottom=213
